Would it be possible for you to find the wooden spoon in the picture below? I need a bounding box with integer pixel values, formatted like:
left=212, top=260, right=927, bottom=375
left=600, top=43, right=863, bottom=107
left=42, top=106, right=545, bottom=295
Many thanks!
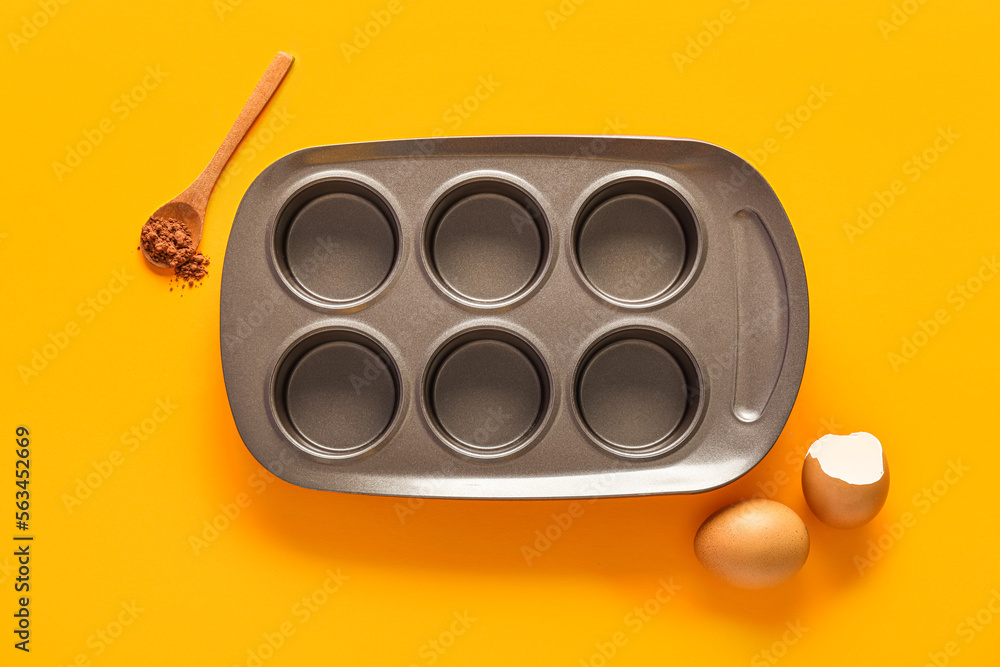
left=141, top=51, right=294, bottom=268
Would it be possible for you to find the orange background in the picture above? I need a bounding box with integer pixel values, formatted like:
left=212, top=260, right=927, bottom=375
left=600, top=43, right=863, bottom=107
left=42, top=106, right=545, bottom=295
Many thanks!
left=2, top=0, right=999, bottom=665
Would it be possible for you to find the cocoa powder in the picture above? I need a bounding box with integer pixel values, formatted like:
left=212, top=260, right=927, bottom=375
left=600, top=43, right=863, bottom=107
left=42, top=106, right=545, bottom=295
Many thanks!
left=174, top=252, right=210, bottom=288
left=141, top=216, right=194, bottom=267
left=140, top=216, right=210, bottom=287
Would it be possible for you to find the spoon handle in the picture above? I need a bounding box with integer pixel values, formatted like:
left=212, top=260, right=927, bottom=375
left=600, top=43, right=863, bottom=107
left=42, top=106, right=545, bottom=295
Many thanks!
left=180, top=51, right=294, bottom=214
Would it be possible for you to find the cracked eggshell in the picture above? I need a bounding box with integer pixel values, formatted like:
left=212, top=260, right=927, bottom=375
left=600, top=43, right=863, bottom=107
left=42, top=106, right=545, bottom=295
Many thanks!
left=802, top=432, right=889, bottom=529
left=694, top=498, right=810, bottom=589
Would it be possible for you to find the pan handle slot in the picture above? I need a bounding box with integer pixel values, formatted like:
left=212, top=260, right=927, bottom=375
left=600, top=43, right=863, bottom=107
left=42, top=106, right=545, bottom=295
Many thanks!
left=731, top=209, right=789, bottom=422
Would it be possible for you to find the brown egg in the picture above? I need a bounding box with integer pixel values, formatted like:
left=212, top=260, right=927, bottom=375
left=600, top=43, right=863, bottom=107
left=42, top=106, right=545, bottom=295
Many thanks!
left=694, top=498, right=810, bottom=589
left=802, top=432, right=889, bottom=529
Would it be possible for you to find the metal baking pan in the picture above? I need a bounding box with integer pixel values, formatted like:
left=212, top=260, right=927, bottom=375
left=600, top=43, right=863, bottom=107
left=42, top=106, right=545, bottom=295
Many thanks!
left=220, top=135, right=808, bottom=499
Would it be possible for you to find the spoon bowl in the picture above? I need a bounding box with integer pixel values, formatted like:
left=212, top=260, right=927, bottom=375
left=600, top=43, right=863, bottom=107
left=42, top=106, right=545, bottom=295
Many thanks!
left=141, top=201, right=204, bottom=269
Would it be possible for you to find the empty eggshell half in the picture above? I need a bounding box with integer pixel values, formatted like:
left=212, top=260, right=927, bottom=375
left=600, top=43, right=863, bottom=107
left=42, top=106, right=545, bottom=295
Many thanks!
left=694, top=498, right=810, bottom=589
left=802, top=432, right=889, bottom=529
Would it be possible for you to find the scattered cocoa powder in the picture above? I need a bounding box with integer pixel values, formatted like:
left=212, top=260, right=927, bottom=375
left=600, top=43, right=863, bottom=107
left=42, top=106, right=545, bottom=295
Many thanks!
left=174, top=252, right=210, bottom=288
left=140, top=216, right=210, bottom=288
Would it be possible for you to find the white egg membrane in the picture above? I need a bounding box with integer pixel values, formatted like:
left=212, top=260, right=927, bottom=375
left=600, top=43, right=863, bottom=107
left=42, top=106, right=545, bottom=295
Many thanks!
left=807, top=432, right=884, bottom=485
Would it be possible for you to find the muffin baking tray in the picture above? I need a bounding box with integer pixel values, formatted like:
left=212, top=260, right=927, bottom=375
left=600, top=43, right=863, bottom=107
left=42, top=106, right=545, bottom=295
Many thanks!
left=220, top=135, right=808, bottom=499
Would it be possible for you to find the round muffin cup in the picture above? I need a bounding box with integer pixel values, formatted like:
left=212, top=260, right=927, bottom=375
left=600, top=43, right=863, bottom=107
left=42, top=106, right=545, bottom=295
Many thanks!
left=423, top=328, right=551, bottom=460
left=272, top=179, right=401, bottom=309
left=271, top=328, right=402, bottom=460
left=424, top=179, right=550, bottom=308
left=574, top=327, right=703, bottom=459
left=573, top=178, right=700, bottom=308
